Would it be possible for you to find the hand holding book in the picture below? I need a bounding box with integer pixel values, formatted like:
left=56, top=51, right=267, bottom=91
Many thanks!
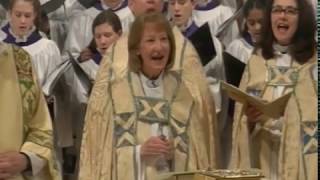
left=221, top=81, right=292, bottom=119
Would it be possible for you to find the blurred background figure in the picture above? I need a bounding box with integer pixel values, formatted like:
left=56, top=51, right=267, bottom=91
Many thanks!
left=78, top=9, right=122, bottom=80
left=226, top=0, right=267, bottom=64
left=115, top=0, right=166, bottom=33
left=193, top=0, right=240, bottom=47
left=0, top=0, right=86, bottom=51
left=0, top=0, right=62, bottom=92
left=39, top=0, right=86, bottom=51
left=64, top=0, right=128, bottom=59
left=0, top=3, right=7, bottom=26
left=220, top=0, right=238, bottom=11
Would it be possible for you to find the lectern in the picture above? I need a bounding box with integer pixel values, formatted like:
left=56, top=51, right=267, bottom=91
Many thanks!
left=158, top=169, right=264, bottom=180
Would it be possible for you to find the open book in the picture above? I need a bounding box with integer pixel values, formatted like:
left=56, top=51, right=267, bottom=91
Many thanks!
left=216, top=5, right=243, bottom=37
left=42, top=60, right=72, bottom=96
left=223, top=52, right=246, bottom=87
left=41, top=0, right=64, bottom=14
left=189, top=23, right=216, bottom=66
left=221, top=81, right=292, bottom=119
left=42, top=52, right=93, bottom=96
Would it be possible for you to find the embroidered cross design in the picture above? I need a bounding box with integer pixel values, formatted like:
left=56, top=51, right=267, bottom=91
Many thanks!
left=140, top=100, right=166, bottom=119
left=136, top=97, right=169, bottom=124
left=116, top=132, right=136, bottom=147
left=267, top=66, right=298, bottom=86
left=114, top=113, right=136, bottom=147
left=302, top=121, right=318, bottom=154
left=171, top=118, right=188, bottom=153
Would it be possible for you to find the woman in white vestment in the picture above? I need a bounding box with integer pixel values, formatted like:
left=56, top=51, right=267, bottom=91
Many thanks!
left=193, top=0, right=239, bottom=47
left=64, top=0, right=128, bottom=59
left=226, top=0, right=266, bottom=64
left=78, top=9, right=122, bottom=81
left=39, top=0, right=86, bottom=51
left=220, top=0, right=238, bottom=11
left=0, top=4, right=7, bottom=26
left=0, top=0, right=61, bottom=90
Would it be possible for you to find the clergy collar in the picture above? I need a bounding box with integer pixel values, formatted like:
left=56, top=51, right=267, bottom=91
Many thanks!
left=273, top=43, right=289, bottom=54
left=94, top=0, right=128, bottom=11
left=2, top=23, right=42, bottom=46
left=139, top=71, right=164, bottom=88
left=195, top=0, right=219, bottom=11
left=181, top=19, right=198, bottom=38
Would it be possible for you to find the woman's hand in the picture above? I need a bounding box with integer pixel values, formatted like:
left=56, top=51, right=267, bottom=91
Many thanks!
left=245, top=105, right=264, bottom=132
left=245, top=105, right=263, bottom=123
left=140, top=136, right=173, bottom=162
left=0, top=151, right=28, bottom=179
left=79, top=48, right=93, bottom=62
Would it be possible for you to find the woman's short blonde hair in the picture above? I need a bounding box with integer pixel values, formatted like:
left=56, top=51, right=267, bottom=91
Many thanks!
left=128, top=12, right=176, bottom=73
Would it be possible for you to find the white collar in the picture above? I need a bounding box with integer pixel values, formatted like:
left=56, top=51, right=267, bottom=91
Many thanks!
left=273, top=43, right=289, bottom=55
left=139, top=71, right=164, bottom=88
left=8, top=25, right=36, bottom=43
left=101, top=0, right=125, bottom=10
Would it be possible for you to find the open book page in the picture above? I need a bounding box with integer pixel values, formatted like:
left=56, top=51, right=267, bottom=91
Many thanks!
left=216, top=5, right=243, bottom=37
left=221, top=81, right=292, bottom=119
left=42, top=60, right=72, bottom=96
left=223, top=52, right=246, bottom=87
left=42, top=53, right=93, bottom=96
left=189, top=23, right=216, bottom=66
left=68, top=52, right=93, bottom=93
